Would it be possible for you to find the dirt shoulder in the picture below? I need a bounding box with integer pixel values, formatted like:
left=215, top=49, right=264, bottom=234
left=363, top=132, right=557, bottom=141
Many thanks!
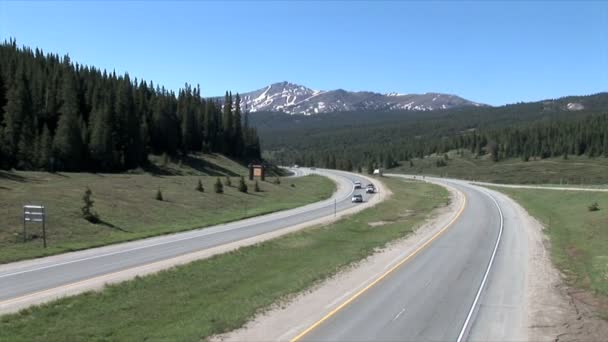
left=498, top=192, right=608, bottom=342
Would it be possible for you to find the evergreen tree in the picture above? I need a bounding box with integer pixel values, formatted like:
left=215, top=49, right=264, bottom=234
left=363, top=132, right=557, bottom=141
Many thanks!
left=222, top=91, right=233, bottom=155
left=81, top=186, right=100, bottom=223
left=2, top=67, right=32, bottom=167
left=116, top=76, right=142, bottom=169
left=233, top=93, right=243, bottom=157
left=214, top=177, right=224, bottom=193
left=238, top=176, right=248, bottom=193
left=37, top=124, right=53, bottom=170
left=53, top=73, right=84, bottom=170
left=89, top=104, right=115, bottom=170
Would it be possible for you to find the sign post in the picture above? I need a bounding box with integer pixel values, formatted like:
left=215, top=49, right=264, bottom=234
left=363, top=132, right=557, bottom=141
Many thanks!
left=23, top=205, right=46, bottom=248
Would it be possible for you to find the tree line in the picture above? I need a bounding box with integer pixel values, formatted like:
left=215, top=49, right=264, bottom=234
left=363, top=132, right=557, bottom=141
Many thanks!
left=268, top=114, right=608, bottom=170
left=0, top=39, right=261, bottom=172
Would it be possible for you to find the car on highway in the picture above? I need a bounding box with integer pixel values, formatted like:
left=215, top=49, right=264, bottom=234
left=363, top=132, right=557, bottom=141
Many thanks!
left=366, top=186, right=375, bottom=194
left=351, top=194, right=363, bottom=203
left=354, top=181, right=362, bottom=189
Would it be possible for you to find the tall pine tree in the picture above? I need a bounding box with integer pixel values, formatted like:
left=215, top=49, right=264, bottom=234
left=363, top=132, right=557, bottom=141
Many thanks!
left=53, top=72, right=84, bottom=170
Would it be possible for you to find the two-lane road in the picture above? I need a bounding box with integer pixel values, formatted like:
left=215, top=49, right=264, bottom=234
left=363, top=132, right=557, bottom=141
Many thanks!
left=0, top=168, right=380, bottom=314
left=293, top=175, right=528, bottom=341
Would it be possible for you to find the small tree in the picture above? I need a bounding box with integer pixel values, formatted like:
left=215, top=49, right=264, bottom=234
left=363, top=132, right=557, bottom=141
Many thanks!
left=82, top=187, right=100, bottom=223
left=274, top=177, right=281, bottom=185
left=156, top=188, right=164, bottom=201
left=254, top=181, right=261, bottom=192
left=196, top=179, right=204, bottom=192
left=238, top=176, right=248, bottom=193
left=357, top=166, right=363, bottom=173
left=225, top=176, right=232, bottom=187
left=588, top=202, right=600, bottom=211
left=214, top=178, right=224, bottom=194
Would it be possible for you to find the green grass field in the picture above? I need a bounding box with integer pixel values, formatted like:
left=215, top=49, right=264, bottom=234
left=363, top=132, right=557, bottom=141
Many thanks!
left=0, top=178, right=447, bottom=341
left=392, top=151, right=608, bottom=185
left=0, top=154, right=332, bottom=264
left=489, top=187, right=608, bottom=318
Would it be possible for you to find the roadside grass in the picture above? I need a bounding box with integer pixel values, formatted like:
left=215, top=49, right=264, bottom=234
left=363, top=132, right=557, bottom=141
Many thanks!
left=0, top=169, right=333, bottom=264
left=0, top=178, right=447, bottom=341
left=392, top=151, right=608, bottom=185
left=488, top=187, right=608, bottom=318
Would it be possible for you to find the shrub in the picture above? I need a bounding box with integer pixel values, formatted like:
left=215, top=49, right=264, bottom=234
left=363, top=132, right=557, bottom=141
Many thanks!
left=290, top=183, right=295, bottom=188
left=254, top=181, right=261, bottom=192
left=81, top=187, right=100, bottom=223
left=225, top=177, right=232, bottom=187
left=196, top=179, right=204, bottom=192
left=238, top=176, right=248, bottom=193
left=588, top=202, right=600, bottom=211
left=214, top=178, right=224, bottom=194
left=156, top=188, right=164, bottom=201
left=274, top=177, right=281, bottom=185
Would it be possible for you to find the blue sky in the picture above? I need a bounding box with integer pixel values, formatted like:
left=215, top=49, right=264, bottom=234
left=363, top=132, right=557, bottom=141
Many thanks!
left=1, top=1, right=606, bottom=105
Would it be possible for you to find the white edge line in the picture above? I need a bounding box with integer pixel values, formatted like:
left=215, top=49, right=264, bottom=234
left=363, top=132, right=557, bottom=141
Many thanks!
left=456, top=186, right=504, bottom=342
left=0, top=170, right=359, bottom=280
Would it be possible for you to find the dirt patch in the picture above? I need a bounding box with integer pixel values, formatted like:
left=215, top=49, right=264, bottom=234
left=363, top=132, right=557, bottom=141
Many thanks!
left=399, top=210, right=414, bottom=218
left=368, top=221, right=392, bottom=227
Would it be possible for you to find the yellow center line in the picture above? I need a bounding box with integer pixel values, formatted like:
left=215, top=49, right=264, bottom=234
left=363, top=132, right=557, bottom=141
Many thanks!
left=290, top=186, right=468, bottom=342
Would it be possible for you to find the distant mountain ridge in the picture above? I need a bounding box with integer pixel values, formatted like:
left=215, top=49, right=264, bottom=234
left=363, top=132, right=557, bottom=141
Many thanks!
left=232, top=81, right=485, bottom=115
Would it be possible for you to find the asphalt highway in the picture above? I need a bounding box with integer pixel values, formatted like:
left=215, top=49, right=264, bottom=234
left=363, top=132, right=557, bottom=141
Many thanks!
left=0, top=168, right=378, bottom=313
left=296, top=175, right=527, bottom=341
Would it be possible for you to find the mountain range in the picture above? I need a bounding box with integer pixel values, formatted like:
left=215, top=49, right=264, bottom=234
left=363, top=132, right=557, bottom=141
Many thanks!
left=233, top=81, right=485, bottom=115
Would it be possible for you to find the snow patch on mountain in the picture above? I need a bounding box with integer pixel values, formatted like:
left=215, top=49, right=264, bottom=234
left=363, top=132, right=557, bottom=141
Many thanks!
left=232, top=81, right=485, bottom=115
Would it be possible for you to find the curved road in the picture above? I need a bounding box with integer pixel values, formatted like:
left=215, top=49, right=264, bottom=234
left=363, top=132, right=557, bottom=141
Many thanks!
left=293, top=175, right=529, bottom=341
left=0, top=169, right=379, bottom=314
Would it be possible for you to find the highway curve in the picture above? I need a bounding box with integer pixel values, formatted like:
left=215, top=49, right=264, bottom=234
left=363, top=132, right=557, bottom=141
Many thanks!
left=0, top=169, right=382, bottom=314
left=293, top=175, right=529, bottom=341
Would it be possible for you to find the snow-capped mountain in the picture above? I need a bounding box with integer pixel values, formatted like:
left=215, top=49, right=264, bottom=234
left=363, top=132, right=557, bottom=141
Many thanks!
left=232, top=81, right=484, bottom=115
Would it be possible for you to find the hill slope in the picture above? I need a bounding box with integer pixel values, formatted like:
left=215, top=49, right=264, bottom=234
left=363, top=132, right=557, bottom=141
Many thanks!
left=252, top=92, right=608, bottom=168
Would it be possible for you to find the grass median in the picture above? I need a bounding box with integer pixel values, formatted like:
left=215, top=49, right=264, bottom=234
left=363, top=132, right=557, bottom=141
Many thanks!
left=0, top=177, right=448, bottom=341
left=488, top=187, right=608, bottom=319
left=0, top=171, right=334, bottom=263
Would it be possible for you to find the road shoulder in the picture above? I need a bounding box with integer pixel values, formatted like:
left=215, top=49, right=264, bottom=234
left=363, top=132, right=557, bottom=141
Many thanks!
left=212, top=179, right=462, bottom=342
left=484, top=188, right=608, bottom=342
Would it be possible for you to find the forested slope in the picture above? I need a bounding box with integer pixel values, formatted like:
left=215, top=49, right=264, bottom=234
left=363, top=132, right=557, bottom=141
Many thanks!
left=252, top=93, right=608, bottom=169
left=0, top=40, right=260, bottom=172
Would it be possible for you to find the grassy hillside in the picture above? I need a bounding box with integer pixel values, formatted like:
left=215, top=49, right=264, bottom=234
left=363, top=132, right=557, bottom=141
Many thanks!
left=391, top=151, right=608, bottom=184
left=489, top=187, right=608, bottom=319
left=0, top=154, right=331, bottom=263
left=0, top=178, right=447, bottom=341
